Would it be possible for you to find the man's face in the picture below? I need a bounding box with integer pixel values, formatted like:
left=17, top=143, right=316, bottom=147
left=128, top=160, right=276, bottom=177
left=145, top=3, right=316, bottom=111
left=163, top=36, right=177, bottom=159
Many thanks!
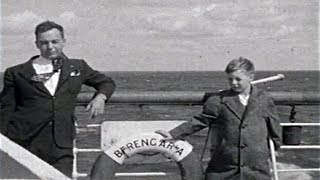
left=227, top=69, right=254, bottom=94
left=35, top=28, right=65, bottom=60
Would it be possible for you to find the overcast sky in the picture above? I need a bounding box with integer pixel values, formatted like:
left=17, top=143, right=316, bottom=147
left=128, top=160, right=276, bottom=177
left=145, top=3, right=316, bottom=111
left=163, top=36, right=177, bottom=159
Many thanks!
left=1, top=0, right=318, bottom=71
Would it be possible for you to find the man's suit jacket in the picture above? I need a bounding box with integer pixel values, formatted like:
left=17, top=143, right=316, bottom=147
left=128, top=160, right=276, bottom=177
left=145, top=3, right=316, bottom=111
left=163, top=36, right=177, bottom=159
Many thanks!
left=0, top=55, right=115, bottom=148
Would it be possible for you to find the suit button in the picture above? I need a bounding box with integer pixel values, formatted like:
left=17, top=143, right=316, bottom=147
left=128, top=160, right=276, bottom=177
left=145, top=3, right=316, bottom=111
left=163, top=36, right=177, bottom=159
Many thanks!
left=47, top=121, right=53, bottom=126
left=241, top=124, right=247, bottom=128
left=52, top=96, right=56, bottom=100
left=240, top=144, right=246, bottom=149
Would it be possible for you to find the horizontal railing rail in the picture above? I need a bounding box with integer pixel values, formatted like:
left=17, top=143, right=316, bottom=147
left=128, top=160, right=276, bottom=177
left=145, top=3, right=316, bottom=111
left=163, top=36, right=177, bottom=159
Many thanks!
left=77, top=91, right=320, bottom=105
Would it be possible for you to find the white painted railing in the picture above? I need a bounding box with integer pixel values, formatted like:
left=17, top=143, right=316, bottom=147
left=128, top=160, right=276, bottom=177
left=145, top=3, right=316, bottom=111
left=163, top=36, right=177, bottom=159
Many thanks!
left=274, top=123, right=320, bottom=176
left=72, top=122, right=320, bottom=179
left=0, top=133, right=71, bottom=180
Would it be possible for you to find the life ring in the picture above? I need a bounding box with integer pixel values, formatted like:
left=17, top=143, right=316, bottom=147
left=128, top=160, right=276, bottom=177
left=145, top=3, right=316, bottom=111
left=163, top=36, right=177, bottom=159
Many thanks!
left=90, top=133, right=203, bottom=180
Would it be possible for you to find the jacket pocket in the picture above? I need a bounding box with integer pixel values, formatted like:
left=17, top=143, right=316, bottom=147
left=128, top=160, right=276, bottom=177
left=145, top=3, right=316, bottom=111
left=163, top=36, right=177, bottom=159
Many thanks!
left=67, top=76, right=83, bottom=94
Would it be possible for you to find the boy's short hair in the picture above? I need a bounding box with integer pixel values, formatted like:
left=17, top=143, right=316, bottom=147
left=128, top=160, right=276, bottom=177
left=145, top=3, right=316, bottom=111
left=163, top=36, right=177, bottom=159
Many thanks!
left=35, top=21, right=64, bottom=40
left=225, top=57, right=255, bottom=74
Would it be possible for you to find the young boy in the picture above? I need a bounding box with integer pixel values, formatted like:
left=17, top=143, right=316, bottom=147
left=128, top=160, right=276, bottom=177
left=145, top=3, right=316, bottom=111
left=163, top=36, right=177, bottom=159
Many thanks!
left=156, top=57, right=282, bottom=180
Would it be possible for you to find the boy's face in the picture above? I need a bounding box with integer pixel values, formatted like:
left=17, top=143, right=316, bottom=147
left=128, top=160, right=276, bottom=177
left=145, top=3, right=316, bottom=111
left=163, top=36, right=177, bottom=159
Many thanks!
left=227, top=69, right=254, bottom=94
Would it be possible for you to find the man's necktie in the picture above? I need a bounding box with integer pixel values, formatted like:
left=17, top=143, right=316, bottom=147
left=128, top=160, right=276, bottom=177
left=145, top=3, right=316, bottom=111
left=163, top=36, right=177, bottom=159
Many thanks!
left=52, top=58, right=63, bottom=72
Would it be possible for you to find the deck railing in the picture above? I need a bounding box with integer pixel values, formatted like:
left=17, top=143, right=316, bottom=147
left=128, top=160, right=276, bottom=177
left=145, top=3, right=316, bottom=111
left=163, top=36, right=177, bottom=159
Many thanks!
left=76, top=91, right=320, bottom=106
left=73, top=90, right=320, bottom=179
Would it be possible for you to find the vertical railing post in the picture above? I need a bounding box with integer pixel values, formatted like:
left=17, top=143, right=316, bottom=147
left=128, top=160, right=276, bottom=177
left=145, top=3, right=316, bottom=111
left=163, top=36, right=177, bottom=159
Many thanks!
left=72, top=123, right=78, bottom=180
left=269, top=139, right=279, bottom=180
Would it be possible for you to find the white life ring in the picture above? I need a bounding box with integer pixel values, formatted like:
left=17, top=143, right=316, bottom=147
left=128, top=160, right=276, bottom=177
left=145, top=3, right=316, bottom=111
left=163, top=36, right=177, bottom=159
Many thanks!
left=90, top=133, right=203, bottom=180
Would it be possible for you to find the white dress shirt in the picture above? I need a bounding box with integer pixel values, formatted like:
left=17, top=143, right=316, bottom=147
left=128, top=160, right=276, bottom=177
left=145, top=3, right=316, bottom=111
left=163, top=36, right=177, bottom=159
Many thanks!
left=32, top=56, right=60, bottom=96
left=239, top=94, right=250, bottom=106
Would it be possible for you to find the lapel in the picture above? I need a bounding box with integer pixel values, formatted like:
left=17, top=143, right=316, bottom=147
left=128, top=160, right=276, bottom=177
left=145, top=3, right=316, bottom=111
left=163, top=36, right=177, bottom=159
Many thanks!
left=56, top=55, right=76, bottom=92
left=18, top=56, right=52, bottom=95
left=242, top=86, right=260, bottom=120
left=221, top=90, right=246, bottom=121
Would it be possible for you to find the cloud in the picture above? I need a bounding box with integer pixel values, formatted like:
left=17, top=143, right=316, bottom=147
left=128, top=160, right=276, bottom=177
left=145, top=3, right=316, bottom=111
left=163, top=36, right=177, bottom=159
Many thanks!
left=2, top=10, right=80, bottom=35
left=59, top=11, right=76, bottom=21
left=56, top=11, right=79, bottom=28
left=3, top=10, right=43, bottom=35
left=192, top=3, right=217, bottom=17
left=143, top=4, right=216, bottom=32
left=145, top=13, right=190, bottom=32
left=141, top=3, right=239, bottom=37
left=275, top=25, right=297, bottom=36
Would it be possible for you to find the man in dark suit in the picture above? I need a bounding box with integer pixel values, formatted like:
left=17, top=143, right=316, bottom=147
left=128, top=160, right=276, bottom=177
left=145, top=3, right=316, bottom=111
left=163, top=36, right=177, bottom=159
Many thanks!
left=0, top=21, right=115, bottom=177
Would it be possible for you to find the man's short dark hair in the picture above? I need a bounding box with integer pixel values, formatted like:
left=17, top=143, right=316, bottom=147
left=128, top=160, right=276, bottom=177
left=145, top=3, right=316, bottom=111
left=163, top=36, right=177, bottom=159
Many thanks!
left=35, top=21, right=64, bottom=40
left=225, top=57, right=255, bottom=74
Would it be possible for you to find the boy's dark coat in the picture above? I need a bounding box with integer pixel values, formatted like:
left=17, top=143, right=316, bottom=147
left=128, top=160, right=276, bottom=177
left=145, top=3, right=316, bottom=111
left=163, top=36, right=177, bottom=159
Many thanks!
left=170, top=86, right=282, bottom=180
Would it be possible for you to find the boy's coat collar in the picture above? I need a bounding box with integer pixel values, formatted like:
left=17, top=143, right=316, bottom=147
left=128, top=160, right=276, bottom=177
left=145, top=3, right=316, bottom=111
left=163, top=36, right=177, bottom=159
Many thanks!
left=220, top=86, right=262, bottom=121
